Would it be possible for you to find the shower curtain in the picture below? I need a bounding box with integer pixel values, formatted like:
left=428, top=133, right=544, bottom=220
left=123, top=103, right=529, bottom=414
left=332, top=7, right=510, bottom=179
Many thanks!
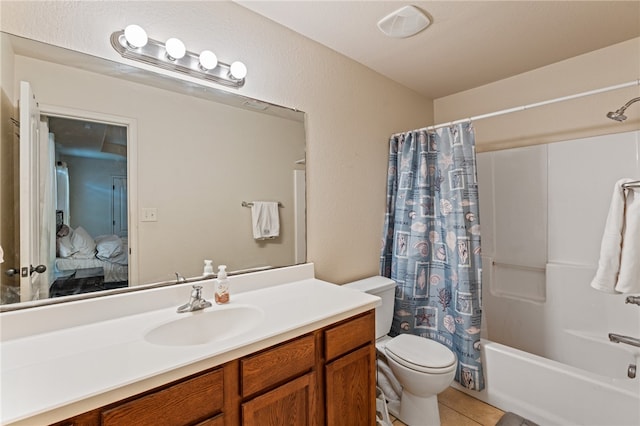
left=380, top=122, right=484, bottom=391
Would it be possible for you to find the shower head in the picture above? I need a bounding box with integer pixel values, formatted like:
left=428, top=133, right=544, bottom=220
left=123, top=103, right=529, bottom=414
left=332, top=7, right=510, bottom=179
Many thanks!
left=607, top=97, right=640, bottom=122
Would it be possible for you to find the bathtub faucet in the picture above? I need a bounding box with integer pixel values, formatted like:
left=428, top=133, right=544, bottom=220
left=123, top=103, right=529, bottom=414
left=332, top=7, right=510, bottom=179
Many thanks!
left=609, top=333, right=640, bottom=348
left=625, top=295, right=640, bottom=306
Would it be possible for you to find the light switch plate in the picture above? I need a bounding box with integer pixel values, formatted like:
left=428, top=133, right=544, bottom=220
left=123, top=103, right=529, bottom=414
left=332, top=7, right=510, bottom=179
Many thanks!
left=141, top=207, right=158, bottom=222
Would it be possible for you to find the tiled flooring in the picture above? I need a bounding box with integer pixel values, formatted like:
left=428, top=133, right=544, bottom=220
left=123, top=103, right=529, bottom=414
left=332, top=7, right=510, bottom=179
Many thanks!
left=389, top=387, right=505, bottom=426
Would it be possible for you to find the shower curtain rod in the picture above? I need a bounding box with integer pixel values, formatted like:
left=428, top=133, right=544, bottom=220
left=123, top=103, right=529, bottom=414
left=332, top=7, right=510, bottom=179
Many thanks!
left=393, top=78, right=640, bottom=136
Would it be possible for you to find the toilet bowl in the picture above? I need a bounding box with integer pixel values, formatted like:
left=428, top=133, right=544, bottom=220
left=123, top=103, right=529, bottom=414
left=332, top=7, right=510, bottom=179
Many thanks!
left=343, top=276, right=457, bottom=426
left=383, top=334, right=457, bottom=426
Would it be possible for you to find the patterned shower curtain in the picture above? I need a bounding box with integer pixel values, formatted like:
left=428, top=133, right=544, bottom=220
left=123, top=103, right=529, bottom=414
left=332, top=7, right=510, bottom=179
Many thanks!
left=380, top=122, right=484, bottom=391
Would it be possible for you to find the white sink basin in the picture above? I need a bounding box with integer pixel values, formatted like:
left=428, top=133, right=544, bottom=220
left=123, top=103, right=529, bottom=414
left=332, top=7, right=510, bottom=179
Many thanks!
left=144, top=305, right=264, bottom=346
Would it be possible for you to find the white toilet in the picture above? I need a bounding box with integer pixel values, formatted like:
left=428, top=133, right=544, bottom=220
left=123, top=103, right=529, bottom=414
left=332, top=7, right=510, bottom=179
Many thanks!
left=344, top=276, right=457, bottom=426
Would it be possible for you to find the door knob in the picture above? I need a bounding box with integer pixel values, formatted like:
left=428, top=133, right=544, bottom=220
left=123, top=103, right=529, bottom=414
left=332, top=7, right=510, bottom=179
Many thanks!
left=5, top=268, right=19, bottom=277
left=30, top=264, right=47, bottom=275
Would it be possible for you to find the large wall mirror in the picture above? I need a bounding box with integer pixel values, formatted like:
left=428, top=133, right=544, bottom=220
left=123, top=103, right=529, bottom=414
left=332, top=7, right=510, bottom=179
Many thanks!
left=0, top=32, right=306, bottom=310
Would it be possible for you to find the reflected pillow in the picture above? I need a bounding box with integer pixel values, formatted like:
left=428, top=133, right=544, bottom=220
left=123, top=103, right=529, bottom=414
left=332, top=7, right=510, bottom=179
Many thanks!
left=106, top=250, right=128, bottom=266
left=57, top=234, right=77, bottom=258
left=70, top=226, right=96, bottom=259
left=95, top=235, right=123, bottom=260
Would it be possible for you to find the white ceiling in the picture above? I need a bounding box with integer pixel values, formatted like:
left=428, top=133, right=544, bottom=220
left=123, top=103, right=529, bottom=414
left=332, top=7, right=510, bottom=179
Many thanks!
left=236, top=1, right=640, bottom=99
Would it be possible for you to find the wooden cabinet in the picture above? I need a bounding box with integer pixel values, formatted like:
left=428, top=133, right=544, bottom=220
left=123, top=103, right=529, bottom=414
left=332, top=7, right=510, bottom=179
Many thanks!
left=324, top=311, right=376, bottom=426
left=52, top=310, right=374, bottom=426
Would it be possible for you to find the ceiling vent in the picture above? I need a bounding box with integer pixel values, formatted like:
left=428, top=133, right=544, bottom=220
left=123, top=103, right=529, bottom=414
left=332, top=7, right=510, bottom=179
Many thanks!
left=377, top=5, right=431, bottom=38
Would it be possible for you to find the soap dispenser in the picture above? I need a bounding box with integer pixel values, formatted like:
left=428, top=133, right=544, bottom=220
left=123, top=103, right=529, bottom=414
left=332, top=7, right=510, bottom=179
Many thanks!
left=203, top=260, right=214, bottom=277
left=214, top=265, right=230, bottom=304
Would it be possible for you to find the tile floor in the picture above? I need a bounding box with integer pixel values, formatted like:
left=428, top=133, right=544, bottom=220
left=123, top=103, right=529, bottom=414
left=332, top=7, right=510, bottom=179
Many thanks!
left=389, top=387, right=505, bottom=426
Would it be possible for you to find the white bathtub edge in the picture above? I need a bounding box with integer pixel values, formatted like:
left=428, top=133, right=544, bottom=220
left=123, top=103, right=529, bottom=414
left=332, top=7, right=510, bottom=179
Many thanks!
left=450, top=339, right=640, bottom=426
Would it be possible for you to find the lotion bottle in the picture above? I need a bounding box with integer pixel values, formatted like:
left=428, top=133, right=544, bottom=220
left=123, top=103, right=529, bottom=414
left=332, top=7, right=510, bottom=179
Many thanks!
left=214, top=265, right=230, bottom=304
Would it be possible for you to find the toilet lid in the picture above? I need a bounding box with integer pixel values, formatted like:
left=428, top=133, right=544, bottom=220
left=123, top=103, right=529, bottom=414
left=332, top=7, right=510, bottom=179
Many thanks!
left=385, top=334, right=457, bottom=373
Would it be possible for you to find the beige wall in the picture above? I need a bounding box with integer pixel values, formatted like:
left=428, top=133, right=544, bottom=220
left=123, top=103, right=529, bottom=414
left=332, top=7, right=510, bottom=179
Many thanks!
left=1, top=1, right=434, bottom=284
left=435, top=38, right=640, bottom=152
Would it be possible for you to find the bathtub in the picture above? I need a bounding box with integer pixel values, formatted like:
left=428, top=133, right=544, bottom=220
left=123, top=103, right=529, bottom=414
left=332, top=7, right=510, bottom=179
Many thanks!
left=457, top=262, right=640, bottom=426
left=453, top=338, right=640, bottom=426
left=454, top=262, right=640, bottom=426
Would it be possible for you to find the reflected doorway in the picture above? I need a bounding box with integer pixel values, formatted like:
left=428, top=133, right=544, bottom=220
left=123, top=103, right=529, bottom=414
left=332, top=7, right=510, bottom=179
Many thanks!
left=46, top=116, right=130, bottom=298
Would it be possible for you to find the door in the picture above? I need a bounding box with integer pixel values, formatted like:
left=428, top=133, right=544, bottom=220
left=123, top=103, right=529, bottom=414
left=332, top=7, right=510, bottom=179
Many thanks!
left=19, top=81, right=46, bottom=302
left=112, top=176, right=127, bottom=237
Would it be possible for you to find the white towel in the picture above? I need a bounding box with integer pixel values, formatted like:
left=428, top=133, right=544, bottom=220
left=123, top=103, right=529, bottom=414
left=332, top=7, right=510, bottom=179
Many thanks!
left=376, top=357, right=401, bottom=418
left=376, top=357, right=401, bottom=404
left=251, top=201, right=280, bottom=240
left=591, top=179, right=640, bottom=294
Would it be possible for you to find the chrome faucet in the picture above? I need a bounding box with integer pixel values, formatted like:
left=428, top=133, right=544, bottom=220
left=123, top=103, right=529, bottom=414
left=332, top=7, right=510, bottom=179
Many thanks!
left=625, top=296, right=640, bottom=306
left=609, top=333, right=640, bottom=348
left=177, top=285, right=212, bottom=313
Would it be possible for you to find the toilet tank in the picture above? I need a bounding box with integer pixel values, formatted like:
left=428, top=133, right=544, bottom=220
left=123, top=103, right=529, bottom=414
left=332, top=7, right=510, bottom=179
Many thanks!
left=343, top=276, right=396, bottom=340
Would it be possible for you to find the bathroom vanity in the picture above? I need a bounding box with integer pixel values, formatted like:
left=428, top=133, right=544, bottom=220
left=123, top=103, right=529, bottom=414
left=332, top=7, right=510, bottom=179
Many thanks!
left=0, top=264, right=379, bottom=425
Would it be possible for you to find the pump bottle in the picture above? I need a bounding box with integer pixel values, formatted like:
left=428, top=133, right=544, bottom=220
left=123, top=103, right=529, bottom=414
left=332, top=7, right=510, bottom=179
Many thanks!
left=203, top=260, right=214, bottom=277
left=214, top=265, right=230, bottom=304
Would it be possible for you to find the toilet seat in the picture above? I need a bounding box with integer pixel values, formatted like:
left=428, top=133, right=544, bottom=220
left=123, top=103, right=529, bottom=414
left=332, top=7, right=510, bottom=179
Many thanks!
left=385, top=334, right=457, bottom=374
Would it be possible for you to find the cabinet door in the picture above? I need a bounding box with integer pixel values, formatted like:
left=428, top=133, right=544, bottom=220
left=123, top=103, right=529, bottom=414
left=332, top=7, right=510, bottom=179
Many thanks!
left=242, top=372, right=317, bottom=426
left=325, top=345, right=375, bottom=426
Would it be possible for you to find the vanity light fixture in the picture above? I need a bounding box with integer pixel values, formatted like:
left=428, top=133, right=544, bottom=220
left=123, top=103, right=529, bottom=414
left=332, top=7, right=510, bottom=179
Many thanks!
left=111, top=24, right=247, bottom=88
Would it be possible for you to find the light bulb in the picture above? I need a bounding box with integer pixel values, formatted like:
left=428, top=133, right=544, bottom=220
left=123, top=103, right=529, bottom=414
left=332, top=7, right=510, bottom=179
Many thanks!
left=165, top=37, right=186, bottom=60
left=123, top=24, right=148, bottom=48
left=198, top=50, right=218, bottom=71
left=229, top=61, right=247, bottom=79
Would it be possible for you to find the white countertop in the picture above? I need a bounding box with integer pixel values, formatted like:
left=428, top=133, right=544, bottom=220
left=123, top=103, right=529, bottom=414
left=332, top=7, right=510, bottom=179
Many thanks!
left=0, top=267, right=379, bottom=425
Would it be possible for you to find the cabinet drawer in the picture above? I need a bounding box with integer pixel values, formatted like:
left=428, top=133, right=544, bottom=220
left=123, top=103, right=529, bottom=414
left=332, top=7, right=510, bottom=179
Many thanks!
left=241, top=334, right=315, bottom=397
left=101, top=368, right=224, bottom=426
left=324, top=311, right=374, bottom=361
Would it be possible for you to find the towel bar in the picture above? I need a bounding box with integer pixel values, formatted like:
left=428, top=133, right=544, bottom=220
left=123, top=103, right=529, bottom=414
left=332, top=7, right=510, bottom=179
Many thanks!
left=242, top=201, right=283, bottom=208
left=621, top=180, right=640, bottom=189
